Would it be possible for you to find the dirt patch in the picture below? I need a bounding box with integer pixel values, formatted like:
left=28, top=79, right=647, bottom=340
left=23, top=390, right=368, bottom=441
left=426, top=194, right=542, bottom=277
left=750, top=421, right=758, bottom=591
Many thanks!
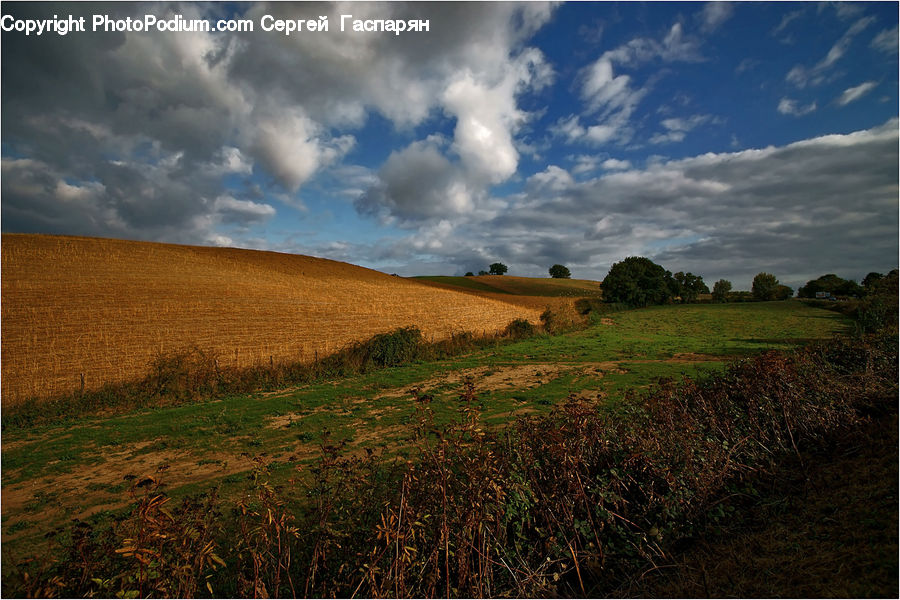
left=667, top=352, right=726, bottom=363
left=1, top=440, right=248, bottom=543
left=373, top=363, right=568, bottom=401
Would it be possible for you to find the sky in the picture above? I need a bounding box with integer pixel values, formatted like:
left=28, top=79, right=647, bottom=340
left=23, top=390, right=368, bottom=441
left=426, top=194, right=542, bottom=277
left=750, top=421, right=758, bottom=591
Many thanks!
left=2, top=1, right=898, bottom=290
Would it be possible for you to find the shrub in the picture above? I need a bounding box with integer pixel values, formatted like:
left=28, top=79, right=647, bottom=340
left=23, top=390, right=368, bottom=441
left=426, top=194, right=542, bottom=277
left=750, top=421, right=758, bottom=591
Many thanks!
left=363, top=327, right=423, bottom=367
left=504, top=318, right=537, bottom=339
left=11, top=331, right=896, bottom=598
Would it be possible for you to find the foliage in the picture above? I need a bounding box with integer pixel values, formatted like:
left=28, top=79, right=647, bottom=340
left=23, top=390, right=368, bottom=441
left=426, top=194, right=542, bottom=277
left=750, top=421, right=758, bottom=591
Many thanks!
left=862, top=271, right=884, bottom=292
left=671, top=272, right=710, bottom=303
left=549, top=264, right=572, bottom=279
left=9, top=331, right=895, bottom=598
left=363, top=327, right=423, bottom=368
left=601, top=256, right=674, bottom=307
left=798, top=274, right=862, bottom=298
left=751, top=272, right=780, bottom=301
left=856, top=269, right=898, bottom=334
left=773, top=284, right=794, bottom=300
left=465, top=272, right=474, bottom=277
left=489, top=263, right=508, bottom=275
left=711, top=279, right=732, bottom=303
left=504, top=318, right=538, bottom=339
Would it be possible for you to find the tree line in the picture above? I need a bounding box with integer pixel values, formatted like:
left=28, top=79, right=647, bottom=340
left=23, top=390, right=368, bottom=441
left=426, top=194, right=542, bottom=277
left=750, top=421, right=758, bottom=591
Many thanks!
left=461, top=257, right=896, bottom=311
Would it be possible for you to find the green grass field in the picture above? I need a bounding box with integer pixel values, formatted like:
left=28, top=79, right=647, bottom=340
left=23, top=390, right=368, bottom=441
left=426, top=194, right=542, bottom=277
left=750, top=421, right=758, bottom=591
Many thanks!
left=0, top=300, right=851, bottom=558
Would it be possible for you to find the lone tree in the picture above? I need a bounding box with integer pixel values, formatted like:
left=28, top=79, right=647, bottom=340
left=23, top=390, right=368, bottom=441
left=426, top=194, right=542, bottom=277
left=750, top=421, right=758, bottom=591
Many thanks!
left=549, top=264, right=571, bottom=279
left=489, top=262, right=508, bottom=275
left=601, top=256, right=674, bottom=307
left=752, top=272, right=782, bottom=301
left=711, top=279, right=732, bottom=303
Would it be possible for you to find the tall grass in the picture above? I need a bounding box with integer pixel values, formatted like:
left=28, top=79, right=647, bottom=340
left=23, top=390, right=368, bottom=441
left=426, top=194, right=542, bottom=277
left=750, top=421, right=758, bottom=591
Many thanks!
left=6, top=331, right=895, bottom=598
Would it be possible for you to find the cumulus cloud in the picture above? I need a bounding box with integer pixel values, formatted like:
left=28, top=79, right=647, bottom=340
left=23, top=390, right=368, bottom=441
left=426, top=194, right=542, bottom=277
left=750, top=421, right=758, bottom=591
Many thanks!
left=2, top=1, right=556, bottom=243
left=342, top=120, right=898, bottom=289
left=355, top=137, right=478, bottom=224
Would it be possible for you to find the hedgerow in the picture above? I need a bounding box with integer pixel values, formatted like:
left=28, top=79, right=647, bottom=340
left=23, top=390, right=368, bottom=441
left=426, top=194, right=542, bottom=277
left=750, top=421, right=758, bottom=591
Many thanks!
left=6, top=332, right=896, bottom=598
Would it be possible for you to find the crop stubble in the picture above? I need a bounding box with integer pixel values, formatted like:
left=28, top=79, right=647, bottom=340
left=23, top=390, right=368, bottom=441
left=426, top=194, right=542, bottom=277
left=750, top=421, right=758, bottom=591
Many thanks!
left=2, top=234, right=542, bottom=406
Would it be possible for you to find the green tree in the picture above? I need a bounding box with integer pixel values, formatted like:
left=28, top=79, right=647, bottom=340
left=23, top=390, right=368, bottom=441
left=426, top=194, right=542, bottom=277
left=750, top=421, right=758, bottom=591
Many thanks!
left=601, top=256, right=674, bottom=307
left=862, top=271, right=884, bottom=293
left=548, top=264, right=571, bottom=279
left=773, top=284, right=794, bottom=300
left=464, top=272, right=474, bottom=277
left=798, top=273, right=860, bottom=298
left=751, top=272, right=780, bottom=301
left=672, top=271, right=709, bottom=303
left=489, top=262, right=508, bottom=275
left=712, top=279, right=732, bottom=303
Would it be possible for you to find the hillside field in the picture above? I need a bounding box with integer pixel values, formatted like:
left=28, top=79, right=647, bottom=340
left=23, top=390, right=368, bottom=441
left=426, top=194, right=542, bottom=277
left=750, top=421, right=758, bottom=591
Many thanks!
left=1, top=235, right=543, bottom=406
left=1, top=300, right=851, bottom=557
left=413, top=274, right=603, bottom=312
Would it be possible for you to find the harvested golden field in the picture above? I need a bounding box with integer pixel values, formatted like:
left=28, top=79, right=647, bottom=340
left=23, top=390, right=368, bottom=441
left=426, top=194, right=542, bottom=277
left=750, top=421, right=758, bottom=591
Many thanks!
left=1, top=234, right=542, bottom=406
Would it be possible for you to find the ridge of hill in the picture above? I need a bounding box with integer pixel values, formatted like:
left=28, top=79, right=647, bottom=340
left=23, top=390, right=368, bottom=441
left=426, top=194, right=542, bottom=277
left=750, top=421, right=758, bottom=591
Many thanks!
left=1, top=234, right=542, bottom=406
left=412, top=274, right=603, bottom=312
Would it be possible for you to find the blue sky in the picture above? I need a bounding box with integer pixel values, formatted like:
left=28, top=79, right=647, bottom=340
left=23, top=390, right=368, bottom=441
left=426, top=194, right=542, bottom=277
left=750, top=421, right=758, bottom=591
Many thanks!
left=2, top=1, right=898, bottom=289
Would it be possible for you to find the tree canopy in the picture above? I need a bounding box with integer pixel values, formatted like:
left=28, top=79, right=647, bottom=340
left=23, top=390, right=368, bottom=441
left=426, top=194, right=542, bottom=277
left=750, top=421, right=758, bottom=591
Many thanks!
left=548, top=264, right=571, bottom=279
left=712, top=279, right=732, bottom=303
left=489, top=263, right=508, bottom=275
left=751, top=272, right=780, bottom=301
left=798, top=274, right=862, bottom=298
left=671, top=271, right=709, bottom=303
left=601, top=256, right=674, bottom=307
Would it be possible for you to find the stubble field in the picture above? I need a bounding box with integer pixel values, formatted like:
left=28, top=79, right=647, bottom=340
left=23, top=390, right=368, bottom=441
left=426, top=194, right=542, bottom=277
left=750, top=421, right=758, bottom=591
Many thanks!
left=1, top=234, right=543, bottom=406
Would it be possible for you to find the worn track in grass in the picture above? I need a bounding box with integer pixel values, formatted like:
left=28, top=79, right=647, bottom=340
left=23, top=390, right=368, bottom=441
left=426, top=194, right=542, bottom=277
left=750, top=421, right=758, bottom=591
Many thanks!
left=1, top=301, right=851, bottom=558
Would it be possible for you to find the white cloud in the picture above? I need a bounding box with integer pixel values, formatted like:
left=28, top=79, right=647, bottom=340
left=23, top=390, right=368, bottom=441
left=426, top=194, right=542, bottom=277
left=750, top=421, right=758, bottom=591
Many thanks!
left=771, top=9, right=804, bottom=36
left=441, top=49, right=550, bottom=185
left=777, top=97, right=818, bottom=116
left=698, top=2, right=735, bottom=33
left=650, top=114, right=713, bottom=144
left=601, top=158, right=632, bottom=171
left=786, top=16, right=876, bottom=87
left=871, top=26, right=898, bottom=54
left=252, top=109, right=355, bottom=192
left=344, top=120, right=898, bottom=290
left=836, top=81, right=878, bottom=106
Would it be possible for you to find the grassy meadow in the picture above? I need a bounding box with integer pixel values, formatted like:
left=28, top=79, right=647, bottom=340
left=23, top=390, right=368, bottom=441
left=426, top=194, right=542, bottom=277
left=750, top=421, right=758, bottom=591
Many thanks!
left=1, top=299, right=851, bottom=558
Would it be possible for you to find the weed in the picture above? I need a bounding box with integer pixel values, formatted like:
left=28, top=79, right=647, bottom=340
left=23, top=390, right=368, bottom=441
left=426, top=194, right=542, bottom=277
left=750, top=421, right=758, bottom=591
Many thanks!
left=9, top=331, right=894, bottom=598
